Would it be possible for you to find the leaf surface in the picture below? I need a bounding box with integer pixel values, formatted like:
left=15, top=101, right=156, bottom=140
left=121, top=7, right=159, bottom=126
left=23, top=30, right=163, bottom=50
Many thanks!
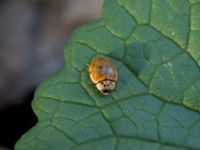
left=15, top=0, right=200, bottom=149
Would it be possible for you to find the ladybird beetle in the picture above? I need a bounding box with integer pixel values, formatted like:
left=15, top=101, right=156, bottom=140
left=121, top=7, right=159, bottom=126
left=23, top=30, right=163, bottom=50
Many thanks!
left=89, top=57, right=117, bottom=95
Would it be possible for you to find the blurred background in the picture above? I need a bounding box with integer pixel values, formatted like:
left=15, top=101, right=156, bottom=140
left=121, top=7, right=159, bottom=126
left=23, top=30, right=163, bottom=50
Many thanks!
left=0, top=0, right=103, bottom=149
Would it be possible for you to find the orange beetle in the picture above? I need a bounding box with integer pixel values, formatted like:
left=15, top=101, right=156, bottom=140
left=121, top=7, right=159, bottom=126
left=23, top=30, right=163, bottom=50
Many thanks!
left=89, top=57, right=117, bottom=95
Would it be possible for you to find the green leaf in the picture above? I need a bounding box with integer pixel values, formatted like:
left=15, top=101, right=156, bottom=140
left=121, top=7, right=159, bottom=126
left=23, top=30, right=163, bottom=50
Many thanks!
left=15, top=0, right=200, bottom=149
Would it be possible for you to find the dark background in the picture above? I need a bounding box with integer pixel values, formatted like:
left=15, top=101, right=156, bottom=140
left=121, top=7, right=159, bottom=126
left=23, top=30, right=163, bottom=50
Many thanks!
left=0, top=0, right=103, bottom=149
